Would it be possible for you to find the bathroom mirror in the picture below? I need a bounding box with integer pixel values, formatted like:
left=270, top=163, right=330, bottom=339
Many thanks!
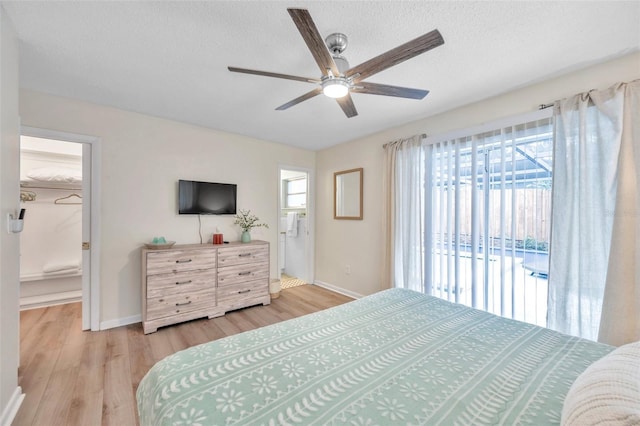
left=334, top=168, right=363, bottom=220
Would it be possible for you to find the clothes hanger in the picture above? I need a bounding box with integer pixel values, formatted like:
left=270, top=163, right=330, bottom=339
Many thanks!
left=54, top=193, right=82, bottom=205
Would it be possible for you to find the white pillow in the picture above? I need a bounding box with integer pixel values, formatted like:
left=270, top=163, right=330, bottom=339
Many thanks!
left=26, top=166, right=82, bottom=183
left=562, top=341, right=640, bottom=425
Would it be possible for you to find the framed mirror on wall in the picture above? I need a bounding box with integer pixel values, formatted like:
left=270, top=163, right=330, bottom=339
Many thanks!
left=334, top=167, right=363, bottom=220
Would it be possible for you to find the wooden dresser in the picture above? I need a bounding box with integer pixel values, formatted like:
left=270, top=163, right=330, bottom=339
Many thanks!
left=141, top=241, right=270, bottom=334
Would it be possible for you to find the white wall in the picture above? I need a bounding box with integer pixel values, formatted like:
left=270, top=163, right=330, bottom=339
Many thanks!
left=0, top=5, right=23, bottom=424
left=19, top=90, right=316, bottom=328
left=315, top=52, right=640, bottom=298
left=315, top=136, right=383, bottom=298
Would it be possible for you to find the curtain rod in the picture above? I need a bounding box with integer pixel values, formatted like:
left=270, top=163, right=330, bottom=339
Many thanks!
left=382, top=133, right=427, bottom=149
left=538, top=103, right=554, bottom=110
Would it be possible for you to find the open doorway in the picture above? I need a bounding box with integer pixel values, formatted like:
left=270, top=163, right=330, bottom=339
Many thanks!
left=278, top=167, right=313, bottom=289
left=19, top=137, right=83, bottom=311
left=20, top=127, right=100, bottom=331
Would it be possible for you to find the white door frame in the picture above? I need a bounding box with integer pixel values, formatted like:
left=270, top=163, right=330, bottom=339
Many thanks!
left=278, top=164, right=315, bottom=284
left=21, top=126, right=101, bottom=331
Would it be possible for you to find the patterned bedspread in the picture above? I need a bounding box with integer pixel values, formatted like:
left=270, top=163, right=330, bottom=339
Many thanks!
left=136, top=288, right=612, bottom=425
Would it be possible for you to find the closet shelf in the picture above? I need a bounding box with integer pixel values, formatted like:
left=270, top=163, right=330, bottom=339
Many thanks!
left=20, top=270, right=83, bottom=282
left=20, top=180, right=82, bottom=191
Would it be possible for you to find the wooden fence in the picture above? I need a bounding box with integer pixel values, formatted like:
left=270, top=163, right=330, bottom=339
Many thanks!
left=432, top=187, right=551, bottom=250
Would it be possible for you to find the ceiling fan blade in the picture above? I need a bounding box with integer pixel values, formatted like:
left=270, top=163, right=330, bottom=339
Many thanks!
left=276, top=87, right=323, bottom=111
left=346, top=29, right=444, bottom=83
left=287, top=8, right=340, bottom=77
left=336, top=94, right=358, bottom=118
left=228, top=67, right=320, bottom=84
left=352, top=82, right=429, bottom=99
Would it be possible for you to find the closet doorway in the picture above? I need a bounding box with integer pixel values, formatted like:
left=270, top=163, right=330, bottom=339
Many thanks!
left=278, top=166, right=314, bottom=289
left=20, top=127, right=100, bottom=331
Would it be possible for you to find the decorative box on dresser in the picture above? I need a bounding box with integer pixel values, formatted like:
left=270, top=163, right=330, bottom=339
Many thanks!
left=141, top=240, right=270, bottom=334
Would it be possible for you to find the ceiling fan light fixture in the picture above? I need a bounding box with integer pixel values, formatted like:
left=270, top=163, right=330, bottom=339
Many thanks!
left=228, top=9, right=444, bottom=118
left=322, top=78, right=349, bottom=98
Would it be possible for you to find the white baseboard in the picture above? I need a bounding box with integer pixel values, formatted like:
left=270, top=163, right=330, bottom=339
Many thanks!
left=20, top=290, right=82, bottom=311
left=1, top=386, right=24, bottom=426
left=100, top=314, right=142, bottom=331
left=313, top=280, right=364, bottom=299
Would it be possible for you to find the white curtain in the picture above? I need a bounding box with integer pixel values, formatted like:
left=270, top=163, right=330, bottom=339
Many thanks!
left=382, top=135, right=425, bottom=291
left=548, top=80, right=640, bottom=345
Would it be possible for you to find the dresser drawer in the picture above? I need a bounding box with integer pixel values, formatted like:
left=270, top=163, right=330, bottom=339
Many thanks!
left=146, top=249, right=215, bottom=275
left=146, top=290, right=215, bottom=320
left=217, top=280, right=268, bottom=304
left=147, top=269, right=216, bottom=299
left=217, top=245, right=268, bottom=267
left=217, top=261, right=269, bottom=287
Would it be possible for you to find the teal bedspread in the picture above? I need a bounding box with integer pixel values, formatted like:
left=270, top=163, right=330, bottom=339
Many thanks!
left=136, top=288, right=612, bottom=425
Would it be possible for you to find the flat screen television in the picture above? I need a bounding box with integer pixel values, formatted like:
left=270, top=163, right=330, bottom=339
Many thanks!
left=178, top=179, right=237, bottom=215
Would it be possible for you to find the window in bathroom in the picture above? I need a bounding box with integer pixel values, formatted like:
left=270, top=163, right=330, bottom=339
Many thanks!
left=285, top=177, right=307, bottom=208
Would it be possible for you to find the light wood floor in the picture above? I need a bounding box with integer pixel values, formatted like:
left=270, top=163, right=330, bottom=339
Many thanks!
left=14, top=284, right=352, bottom=426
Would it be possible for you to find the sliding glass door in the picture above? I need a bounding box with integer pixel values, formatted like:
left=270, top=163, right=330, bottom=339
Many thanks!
left=425, top=116, right=553, bottom=326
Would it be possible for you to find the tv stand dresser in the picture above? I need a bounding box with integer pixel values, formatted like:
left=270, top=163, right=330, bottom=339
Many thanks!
left=141, top=240, right=270, bottom=334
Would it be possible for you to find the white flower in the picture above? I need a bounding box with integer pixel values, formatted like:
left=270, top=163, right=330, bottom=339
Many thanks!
left=447, top=348, right=476, bottom=363
left=367, top=328, right=387, bottom=340
left=282, top=362, right=304, bottom=379
left=434, top=358, right=462, bottom=373
left=376, top=398, right=408, bottom=421
left=308, top=352, right=330, bottom=366
left=220, top=340, right=240, bottom=351
left=399, top=382, right=428, bottom=401
left=216, top=389, right=245, bottom=413
left=252, top=375, right=278, bottom=395
left=351, top=336, right=370, bottom=347
left=419, top=369, right=446, bottom=385
left=330, top=344, right=351, bottom=356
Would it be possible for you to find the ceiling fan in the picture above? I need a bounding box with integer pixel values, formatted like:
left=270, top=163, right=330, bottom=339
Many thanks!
left=228, top=8, right=444, bottom=118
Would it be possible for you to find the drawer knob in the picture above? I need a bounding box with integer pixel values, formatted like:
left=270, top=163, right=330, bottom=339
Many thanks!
left=238, top=253, right=251, bottom=257
left=176, top=259, right=192, bottom=264
left=238, top=271, right=252, bottom=276
left=176, top=300, right=192, bottom=307
left=238, top=289, right=251, bottom=294
left=175, top=280, right=192, bottom=285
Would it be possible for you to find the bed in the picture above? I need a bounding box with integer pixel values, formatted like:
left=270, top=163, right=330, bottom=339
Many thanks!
left=137, top=288, right=619, bottom=425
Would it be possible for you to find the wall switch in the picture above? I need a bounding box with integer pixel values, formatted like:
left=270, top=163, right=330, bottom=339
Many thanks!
left=345, top=265, right=351, bottom=275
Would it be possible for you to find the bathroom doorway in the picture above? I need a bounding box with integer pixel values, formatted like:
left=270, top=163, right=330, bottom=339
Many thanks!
left=278, top=166, right=314, bottom=289
left=20, top=127, right=100, bottom=331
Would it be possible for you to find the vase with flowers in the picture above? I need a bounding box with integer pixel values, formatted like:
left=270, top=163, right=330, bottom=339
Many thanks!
left=234, top=209, right=269, bottom=243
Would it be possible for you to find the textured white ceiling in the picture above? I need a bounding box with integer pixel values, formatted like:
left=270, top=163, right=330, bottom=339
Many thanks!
left=3, top=1, right=639, bottom=150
